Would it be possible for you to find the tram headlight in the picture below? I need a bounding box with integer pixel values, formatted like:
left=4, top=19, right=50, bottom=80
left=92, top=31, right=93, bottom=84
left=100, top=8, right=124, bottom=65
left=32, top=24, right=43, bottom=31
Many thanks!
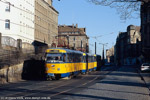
left=57, top=68, right=60, bottom=71
left=46, top=68, right=49, bottom=71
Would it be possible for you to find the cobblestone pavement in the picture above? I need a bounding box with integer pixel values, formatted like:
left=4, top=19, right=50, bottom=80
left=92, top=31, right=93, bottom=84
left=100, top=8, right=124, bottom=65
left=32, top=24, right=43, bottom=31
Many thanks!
left=62, top=66, right=150, bottom=100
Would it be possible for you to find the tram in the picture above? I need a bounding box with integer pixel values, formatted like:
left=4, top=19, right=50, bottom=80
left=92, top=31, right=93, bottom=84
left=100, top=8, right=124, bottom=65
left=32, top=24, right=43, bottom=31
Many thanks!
left=45, top=48, right=99, bottom=80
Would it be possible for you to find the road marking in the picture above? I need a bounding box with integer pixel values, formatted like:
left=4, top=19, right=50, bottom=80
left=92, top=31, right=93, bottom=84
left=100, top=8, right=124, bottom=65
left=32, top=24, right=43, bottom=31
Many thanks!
left=82, top=83, right=87, bottom=85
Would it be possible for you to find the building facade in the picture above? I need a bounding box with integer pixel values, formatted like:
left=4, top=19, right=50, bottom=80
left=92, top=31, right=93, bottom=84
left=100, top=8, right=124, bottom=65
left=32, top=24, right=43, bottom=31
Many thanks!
left=141, top=1, right=150, bottom=62
left=58, top=24, right=89, bottom=52
left=106, top=46, right=114, bottom=64
left=115, top=25, right=142, bottom=65
left=0, top=0, right=35, bottom=47
left=34, top=0, right=58, bottom=48
left=0, top=0, right=59, bottom=52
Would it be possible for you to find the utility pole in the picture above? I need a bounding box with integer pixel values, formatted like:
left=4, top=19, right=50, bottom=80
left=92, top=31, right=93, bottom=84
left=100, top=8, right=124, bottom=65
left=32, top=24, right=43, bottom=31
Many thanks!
left=102, top=44, right=105, bottom=61
left=95, top=42, right=96, bottom=54
left=99, top=43, right=108, bottom=66
left=81, top=40, right=82, bottom=52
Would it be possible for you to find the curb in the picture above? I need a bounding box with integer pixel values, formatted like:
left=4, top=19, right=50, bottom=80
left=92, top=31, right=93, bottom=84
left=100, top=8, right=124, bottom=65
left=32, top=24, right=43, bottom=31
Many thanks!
left=136, top=68, right=150, bottom=95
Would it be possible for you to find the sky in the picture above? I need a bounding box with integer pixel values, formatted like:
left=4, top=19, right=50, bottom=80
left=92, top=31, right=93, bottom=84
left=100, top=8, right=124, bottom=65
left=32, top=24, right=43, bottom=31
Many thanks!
left=53, top=0, right=140, bottom=56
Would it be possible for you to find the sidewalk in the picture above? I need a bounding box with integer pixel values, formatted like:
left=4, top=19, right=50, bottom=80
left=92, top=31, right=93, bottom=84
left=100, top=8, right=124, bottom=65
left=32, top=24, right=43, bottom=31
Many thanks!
left=62, top=66, right=150, bottom=100
left=139, top=70, right=150, bottom=92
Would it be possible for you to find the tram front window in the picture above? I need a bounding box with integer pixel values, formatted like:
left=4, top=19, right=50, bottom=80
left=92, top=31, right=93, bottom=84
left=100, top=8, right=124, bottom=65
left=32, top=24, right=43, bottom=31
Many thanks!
left=46, top=54, right=65, bottom=63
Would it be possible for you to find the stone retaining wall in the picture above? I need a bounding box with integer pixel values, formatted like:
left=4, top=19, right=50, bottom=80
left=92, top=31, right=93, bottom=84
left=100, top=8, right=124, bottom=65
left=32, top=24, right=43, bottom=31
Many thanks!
left=0, top=63, right=23, bottom=85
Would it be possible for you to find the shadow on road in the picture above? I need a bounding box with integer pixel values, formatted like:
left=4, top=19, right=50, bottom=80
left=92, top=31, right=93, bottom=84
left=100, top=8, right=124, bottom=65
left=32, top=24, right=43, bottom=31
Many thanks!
left=53, top=92, right=126, bottom=100
left=21, top=59, right=46, bottom=80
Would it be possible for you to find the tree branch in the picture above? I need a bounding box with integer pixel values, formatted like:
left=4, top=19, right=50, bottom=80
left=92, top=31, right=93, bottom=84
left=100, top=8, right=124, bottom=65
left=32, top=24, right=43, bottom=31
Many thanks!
left=87, top=0, right=142, bottom=20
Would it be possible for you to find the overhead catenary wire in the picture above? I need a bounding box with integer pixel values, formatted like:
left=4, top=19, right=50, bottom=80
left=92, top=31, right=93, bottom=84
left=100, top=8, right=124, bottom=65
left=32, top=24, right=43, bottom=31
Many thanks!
left=89, top=32, right=114, bottom=39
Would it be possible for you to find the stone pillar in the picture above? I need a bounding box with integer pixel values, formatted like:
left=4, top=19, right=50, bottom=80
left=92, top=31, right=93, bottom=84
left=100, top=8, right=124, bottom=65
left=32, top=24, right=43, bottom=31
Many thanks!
left=17, top=39, right=22, bottom=51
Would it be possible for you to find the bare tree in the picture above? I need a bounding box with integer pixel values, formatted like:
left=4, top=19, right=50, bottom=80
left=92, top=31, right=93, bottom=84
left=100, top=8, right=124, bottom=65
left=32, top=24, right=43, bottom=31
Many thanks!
left=87, top=0, right=149, bottom=20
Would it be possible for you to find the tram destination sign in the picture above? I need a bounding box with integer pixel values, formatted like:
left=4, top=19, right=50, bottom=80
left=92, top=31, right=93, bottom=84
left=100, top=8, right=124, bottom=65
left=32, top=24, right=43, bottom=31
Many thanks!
left=49, top=50, right=59, bottom=53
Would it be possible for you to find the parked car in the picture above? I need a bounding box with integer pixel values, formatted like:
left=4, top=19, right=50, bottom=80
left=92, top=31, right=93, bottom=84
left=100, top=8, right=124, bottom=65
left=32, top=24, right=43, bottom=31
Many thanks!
left=141, top=63, right=150, bottom=72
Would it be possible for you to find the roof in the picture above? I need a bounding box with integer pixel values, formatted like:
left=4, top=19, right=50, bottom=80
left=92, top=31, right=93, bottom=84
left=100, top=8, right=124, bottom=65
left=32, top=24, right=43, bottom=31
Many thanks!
left=47, top=48, right=84, bottom=54
left=46, top=48, right=96, bottom=56
left=58, top=25, right=86, bottom=35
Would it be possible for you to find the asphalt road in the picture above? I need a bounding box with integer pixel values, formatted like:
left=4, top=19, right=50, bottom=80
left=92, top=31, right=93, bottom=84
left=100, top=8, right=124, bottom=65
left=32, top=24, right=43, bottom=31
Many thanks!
left=63, top=66, right=150, bottom=100
left=0, top=67, right=114, bottom=100
left=0, top=66, right=150, bottom=100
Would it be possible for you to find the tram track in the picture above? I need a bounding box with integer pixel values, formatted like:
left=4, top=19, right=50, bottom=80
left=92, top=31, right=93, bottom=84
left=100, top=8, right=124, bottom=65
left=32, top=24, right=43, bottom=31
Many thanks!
left=0, top=66, right=117, bottom=99
left=49, top=67, right=118, bottom=99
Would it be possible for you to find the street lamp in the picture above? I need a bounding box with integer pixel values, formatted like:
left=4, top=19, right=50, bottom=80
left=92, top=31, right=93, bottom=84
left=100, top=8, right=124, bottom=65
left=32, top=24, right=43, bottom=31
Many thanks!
left=86, top=38, right=88, bottom=53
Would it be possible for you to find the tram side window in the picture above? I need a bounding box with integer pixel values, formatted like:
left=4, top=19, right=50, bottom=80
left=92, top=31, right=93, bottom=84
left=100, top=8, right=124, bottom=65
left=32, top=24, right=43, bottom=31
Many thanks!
left=75, top=54, right=78, bottom=62
left=77, top=54, right=79, bottom=62
left=73, top=53, right=76, bottom=62
left=67, top=54, right=69, bottom=62
left=63, top=54, right=66, bottom=62
left=67, top=53, right=73, bottom=62
left=70, top=53, right=73, bottom=62
left=92, top=56, right=94, bottom=62
left=80, top=54, right=82, bottom=62
left=83, top=56, right=86, bottom=62
left=88, top=56, right=91, bottom=62
left=75, top=54, right=82, bottom=62
left=94, top=56, right=96, bottom=62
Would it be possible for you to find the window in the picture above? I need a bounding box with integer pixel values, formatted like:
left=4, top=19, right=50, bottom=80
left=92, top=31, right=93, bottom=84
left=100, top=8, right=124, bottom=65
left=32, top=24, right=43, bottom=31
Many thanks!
left=74, top=37, right=76, bottom=41
left=5, top=2, right=10, bottom=12
left=127, top=38, right=130, bottom=43
left=5, top=19, right=10, bottom=29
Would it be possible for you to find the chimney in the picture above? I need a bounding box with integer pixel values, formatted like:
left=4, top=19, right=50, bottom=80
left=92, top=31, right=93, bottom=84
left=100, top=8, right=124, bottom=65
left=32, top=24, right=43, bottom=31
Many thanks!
left=76, top=24, right=78, bottom=28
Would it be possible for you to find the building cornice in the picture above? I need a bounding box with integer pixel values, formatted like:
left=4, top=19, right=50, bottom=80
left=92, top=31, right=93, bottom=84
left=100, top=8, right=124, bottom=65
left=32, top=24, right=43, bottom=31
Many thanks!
left=43, top=0, right=59, bottom=14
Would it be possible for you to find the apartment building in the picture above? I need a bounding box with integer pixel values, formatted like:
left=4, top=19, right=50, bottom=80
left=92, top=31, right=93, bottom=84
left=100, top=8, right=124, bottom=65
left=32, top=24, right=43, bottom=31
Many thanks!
left=141, top=1, right=150, bottom=62
left=115, top=25, right=142, bottom=65
left=106, top=46, right=114, bottom=64
left=58, top=24, right=89, bottom=52
left=0, top=0, right=34, bottom=47
left=0, top=0, right=58, bottom=51
left=34, top=0, right=58, bottom=48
